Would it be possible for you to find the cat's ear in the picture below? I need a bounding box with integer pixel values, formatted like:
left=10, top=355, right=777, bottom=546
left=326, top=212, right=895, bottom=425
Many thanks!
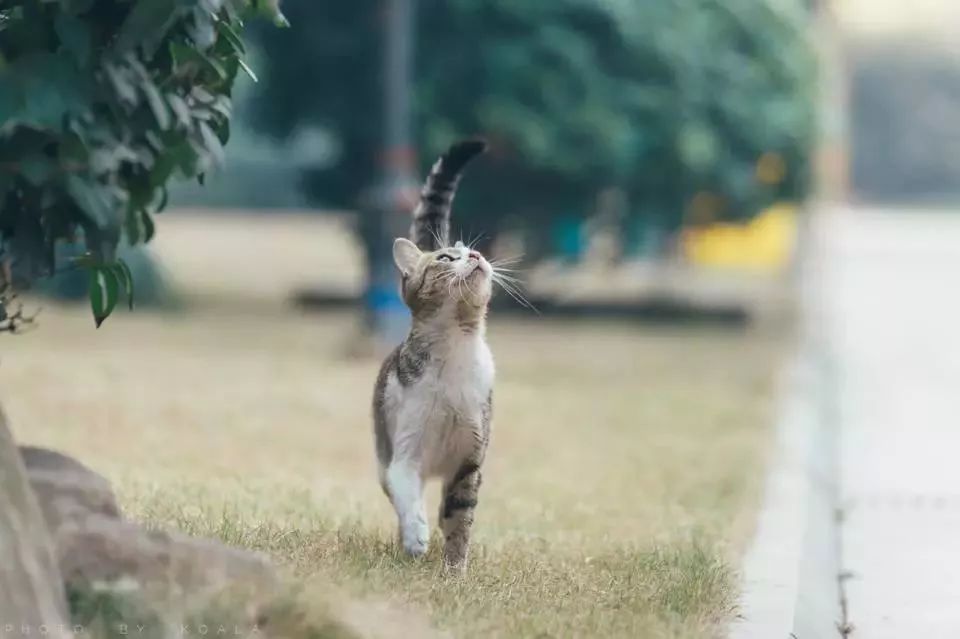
left=393, top=238, right=422, bottom=276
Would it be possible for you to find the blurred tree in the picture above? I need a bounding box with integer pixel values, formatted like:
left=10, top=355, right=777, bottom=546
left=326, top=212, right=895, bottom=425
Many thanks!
left=0, top=0, right=285, bottom=328
left=250, top=0, right=815, bottom=259
left=664, top=0, right=816, bottom=222
left=248, top=2, right=381, bottom=205
left=0, top=0, right=282, bottom=630
left=250, top=0, right=416, bottom=347
left=0, top=0, right=286, bottom=626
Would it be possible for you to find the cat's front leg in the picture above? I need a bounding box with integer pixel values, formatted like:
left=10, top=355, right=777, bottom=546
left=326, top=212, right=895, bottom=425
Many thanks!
left=440, top=458, right=482, bottom=571
left=385, top=460, right=429, bottom=557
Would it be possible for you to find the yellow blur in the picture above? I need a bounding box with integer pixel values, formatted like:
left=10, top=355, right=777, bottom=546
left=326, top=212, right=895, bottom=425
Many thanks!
left=681, top=204, right=797, bottom=271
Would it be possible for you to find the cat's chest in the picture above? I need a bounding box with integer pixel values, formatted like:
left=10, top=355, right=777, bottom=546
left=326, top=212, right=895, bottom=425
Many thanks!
left=428, top=339, right=494, bottom=410
left=416, top=340, right=492, bottom=476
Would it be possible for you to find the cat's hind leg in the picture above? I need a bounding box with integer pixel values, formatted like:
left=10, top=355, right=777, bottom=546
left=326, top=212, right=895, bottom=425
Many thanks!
left=440, top=459, right=482, bottom=571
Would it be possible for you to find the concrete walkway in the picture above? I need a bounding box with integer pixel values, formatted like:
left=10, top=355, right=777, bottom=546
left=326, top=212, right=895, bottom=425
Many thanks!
left=818, top=208, right=960, bottom=637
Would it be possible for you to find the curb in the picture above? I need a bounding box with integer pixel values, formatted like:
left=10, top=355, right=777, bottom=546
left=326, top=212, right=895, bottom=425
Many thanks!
left=729, top=342, right=842, bottom=639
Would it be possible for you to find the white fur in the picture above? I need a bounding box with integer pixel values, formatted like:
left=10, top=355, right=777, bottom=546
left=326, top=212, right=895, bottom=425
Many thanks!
left=379, top=271, right=495, bottom=556
left=381, top=334, right=494, bottom=555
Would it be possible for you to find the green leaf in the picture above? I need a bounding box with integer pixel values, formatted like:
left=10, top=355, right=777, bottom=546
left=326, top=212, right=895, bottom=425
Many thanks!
left=168, top=138, right=201, bottom=175
left=125, top=209, right=156, bottom=245
left=214, top=117, right=230, bottom=145
left=210, top=95, right=232, bottom=118
left=166, top=93, right=192, bottom=128
left=89, top=265, right=119, bottom=328
left=190, top=86, right=216, bottom=104
left=197, top=121, right=225, bottom=168
left=114, top=259, right=135, bottom=310
left=149, top=152, right=176, bottom=187
left=54, top=13, right=92, bottom=65
left=246, top=0, right=289, bottom=27
left=7, top=53, right=94, bottom=130
left=171, top=42, right=226, bottom=81
left=124, top=210, right=142, bottom=244
left=114, top=0, right=179, bottom=57
left=103, top=62, right=138, bottom=107
left=88, top=142, right=138, bottom=174
left=221, top=54, right=241, bottom=85
left=156, top=185, right=169, bottom=213
left=66, top=175, right=116, bottom=227
left=216, top=20, right=246, bottom=55
left=126, top=174, right=154, bottom=212
left=187, top=8, right=217, bottom=50
left=59, top=131, right=89, bottom=166
left=142, top=210, right=156, bottom=242
left=141, top=80, right=170, bottom=130
left=238, top=58, right=258, bottom=83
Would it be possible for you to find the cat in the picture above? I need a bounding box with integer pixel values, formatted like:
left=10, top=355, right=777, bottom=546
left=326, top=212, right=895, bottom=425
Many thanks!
left=372, top=139, right=494, bottom=571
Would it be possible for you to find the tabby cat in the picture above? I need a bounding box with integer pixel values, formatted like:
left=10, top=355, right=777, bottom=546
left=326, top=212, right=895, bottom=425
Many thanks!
left=372, top=139, right=495, bottom=571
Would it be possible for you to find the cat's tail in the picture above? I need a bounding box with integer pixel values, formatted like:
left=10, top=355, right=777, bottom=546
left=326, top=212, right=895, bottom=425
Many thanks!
left=410, top=139, right=487, bottom=251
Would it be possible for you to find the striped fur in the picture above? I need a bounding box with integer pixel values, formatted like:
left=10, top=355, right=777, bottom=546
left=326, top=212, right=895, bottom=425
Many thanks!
left=438, top=392, right=491, bottom=568
left=410, top=139, right=487, bottom=251
left=371, top=140, right=494, bottom=571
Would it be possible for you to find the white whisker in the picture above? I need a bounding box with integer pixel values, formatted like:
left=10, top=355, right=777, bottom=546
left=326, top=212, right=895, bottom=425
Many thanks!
left=488, top=254, right=524, bottom=266
left=431, top=226, right=446, bottom=249
left=467, top=233, right=487, bottom=250
left=491, top=273, right=539, bottom=314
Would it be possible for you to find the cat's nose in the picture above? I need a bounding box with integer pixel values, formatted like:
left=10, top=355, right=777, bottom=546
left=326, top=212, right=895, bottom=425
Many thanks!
left=468, top=250, right=481, bottom=260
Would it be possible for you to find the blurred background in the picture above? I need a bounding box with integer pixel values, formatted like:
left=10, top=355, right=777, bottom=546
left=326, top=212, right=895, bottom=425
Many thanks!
left=31, top=0, right=960, bottom=337
left=10, top=1, right=960, bottom=634
left=35, top=0, right=833, bottom=340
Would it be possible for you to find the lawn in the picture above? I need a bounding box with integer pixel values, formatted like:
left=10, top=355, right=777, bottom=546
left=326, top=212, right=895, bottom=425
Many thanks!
left=2, top=302, right=782, bottom=638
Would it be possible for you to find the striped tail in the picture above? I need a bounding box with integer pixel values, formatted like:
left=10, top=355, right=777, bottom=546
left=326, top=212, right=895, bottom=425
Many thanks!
left=410, top=139, right=487, bottom=251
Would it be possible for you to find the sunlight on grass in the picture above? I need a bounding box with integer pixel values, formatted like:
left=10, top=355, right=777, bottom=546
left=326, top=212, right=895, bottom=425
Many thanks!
left=3, top=306, right=784, bottom=637
left=128, top=491, right=736, bottom=638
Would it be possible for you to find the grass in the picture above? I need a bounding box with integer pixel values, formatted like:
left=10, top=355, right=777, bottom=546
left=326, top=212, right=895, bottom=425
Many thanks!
left=2, top=303, right=783, bottom=638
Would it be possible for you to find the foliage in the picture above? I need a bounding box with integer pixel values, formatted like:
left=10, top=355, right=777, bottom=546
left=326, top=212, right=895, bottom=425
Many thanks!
left=248, top=1, right=379, bottom=207
left=249, top=0, right=816, bottom=238
left=0, top=0, right=285, bottom=327
left=35, top=241, right=171, bottom=308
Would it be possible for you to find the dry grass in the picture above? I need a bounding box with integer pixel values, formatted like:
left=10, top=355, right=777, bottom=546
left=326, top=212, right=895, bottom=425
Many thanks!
left=2, top=303, right=783, bottom=638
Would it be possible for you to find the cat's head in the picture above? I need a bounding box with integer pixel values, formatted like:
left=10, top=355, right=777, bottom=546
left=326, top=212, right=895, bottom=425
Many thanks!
left=392, top=237, right=493, bottom=321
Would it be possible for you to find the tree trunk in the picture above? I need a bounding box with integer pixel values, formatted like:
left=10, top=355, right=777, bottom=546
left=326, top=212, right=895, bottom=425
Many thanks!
left=0, top=408, right=70, bottom=635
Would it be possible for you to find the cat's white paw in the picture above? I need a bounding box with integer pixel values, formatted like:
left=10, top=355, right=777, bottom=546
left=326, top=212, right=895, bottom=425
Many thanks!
left=401, top=525, right=430, bottom=557
left=403, top=537, right=428, bottom=557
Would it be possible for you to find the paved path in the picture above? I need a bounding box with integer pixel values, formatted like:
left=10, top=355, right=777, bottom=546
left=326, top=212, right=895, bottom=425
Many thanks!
left=818, top=208, right=960, bottom=637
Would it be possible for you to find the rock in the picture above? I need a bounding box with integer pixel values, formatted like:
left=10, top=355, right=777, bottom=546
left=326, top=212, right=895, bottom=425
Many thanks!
left=19, top=446, right=121, bottom=531
left=0, top=417, right=71, bottom=634
left=16, top=446, right=433, bottom=638
left=19, top=446, right=277, bottom=631
left=56, top=513, right=277, bottom=596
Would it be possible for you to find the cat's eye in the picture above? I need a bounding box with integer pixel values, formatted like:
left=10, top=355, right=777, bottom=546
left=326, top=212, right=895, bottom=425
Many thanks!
left=436, top=254, right=455, bottom=262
